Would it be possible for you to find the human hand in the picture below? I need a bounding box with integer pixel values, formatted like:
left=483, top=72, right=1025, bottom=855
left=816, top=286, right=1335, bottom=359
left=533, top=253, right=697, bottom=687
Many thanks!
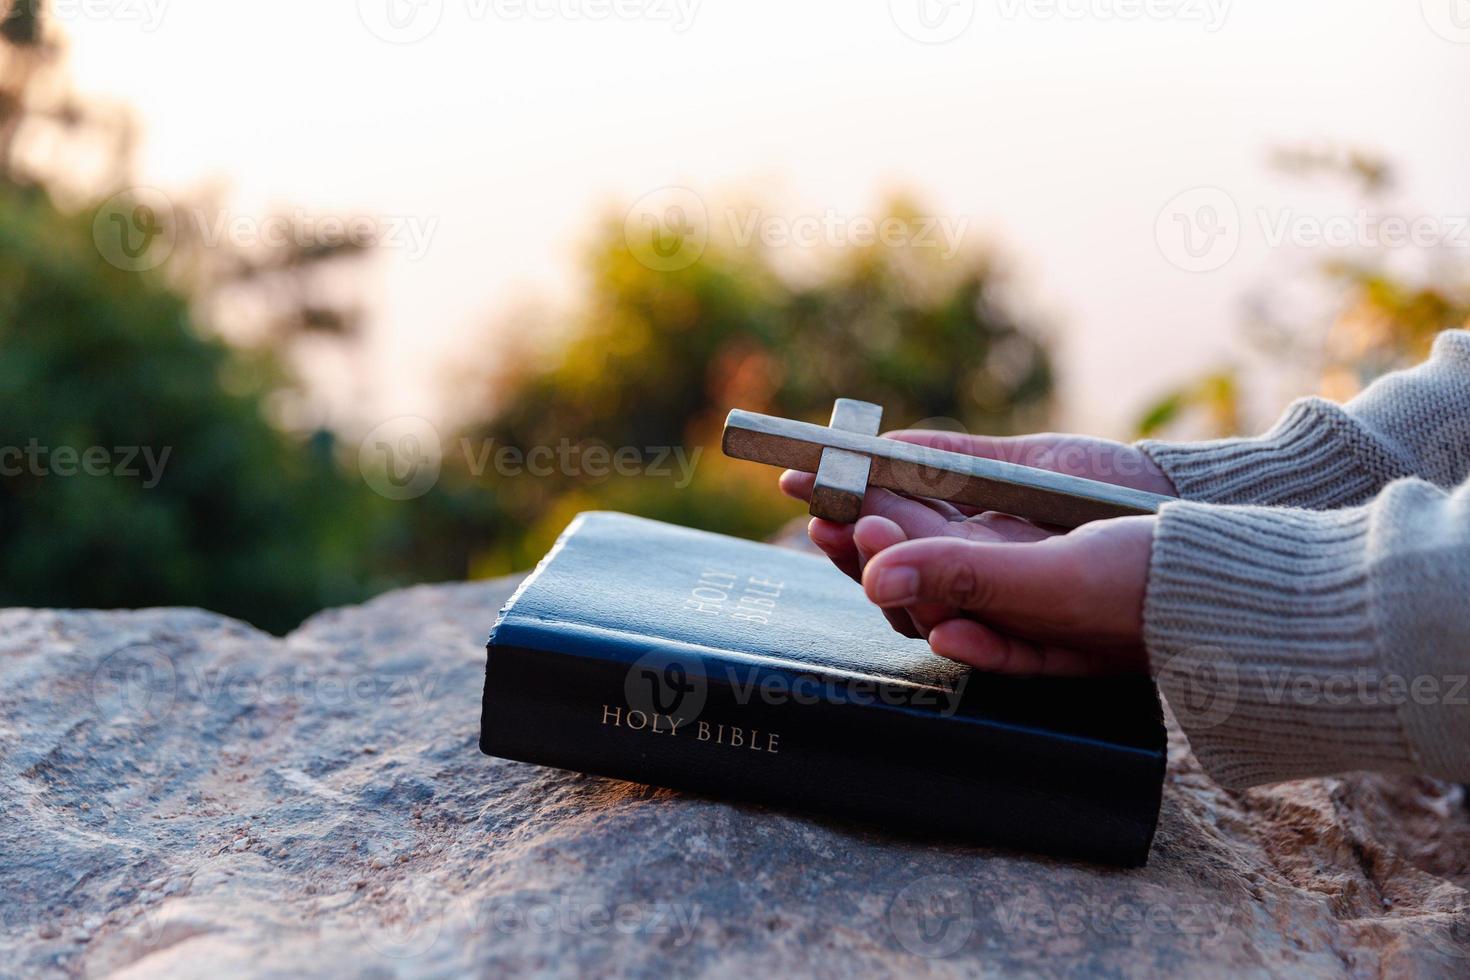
left=778, top=429, right=1168, bottom=673
left=857, top=513, right=1155, bottom=676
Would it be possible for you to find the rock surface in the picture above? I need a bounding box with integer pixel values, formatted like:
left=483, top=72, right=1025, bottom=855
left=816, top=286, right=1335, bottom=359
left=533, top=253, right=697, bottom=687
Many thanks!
left=1, top=577, right=1468, bottom=978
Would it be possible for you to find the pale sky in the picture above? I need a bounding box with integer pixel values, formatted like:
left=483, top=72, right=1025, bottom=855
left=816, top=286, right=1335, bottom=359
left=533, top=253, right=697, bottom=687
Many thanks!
left=58, top=0, right=1470, bottom=437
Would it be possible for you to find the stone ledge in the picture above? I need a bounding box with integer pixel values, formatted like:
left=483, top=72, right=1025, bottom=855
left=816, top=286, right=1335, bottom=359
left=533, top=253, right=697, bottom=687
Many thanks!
left=1, top=579, right=1467, bottom=976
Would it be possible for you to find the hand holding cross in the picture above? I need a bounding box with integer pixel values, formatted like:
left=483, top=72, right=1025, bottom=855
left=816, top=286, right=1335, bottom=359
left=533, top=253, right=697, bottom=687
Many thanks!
left=722, top=399, right=1172, bottom=528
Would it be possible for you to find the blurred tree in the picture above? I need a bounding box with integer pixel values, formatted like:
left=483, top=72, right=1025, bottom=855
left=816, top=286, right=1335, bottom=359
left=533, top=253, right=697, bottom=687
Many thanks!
left=1136, top=147, right=1470, bottom=439
left=0, top=2, right=1056, bottom=624
left=0, top=184, right=375, bottom=631
left=459, top=205, right=1054, bottom=571
left=0, top=3, right=440, bottom=631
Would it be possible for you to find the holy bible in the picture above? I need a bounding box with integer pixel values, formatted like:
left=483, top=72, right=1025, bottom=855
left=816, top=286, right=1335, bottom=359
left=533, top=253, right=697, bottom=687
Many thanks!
left=480, top=512, right=1166, bottom=865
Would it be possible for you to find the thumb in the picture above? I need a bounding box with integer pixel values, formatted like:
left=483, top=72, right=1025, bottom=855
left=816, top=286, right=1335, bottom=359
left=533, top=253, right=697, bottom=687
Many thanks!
left=860, top=536, right=1087, bottom=625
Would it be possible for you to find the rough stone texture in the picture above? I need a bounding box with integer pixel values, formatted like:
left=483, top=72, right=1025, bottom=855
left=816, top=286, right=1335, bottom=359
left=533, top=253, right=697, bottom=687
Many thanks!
left=1, top=577, right=1467, bottom=978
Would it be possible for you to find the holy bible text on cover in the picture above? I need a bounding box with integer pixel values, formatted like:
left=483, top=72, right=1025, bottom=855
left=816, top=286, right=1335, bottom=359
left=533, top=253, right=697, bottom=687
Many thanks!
left=479, top=512, right=1166, bottom=865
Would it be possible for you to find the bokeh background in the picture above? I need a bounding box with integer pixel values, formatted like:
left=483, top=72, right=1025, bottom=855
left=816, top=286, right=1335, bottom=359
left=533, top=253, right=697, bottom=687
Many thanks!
left=3, top=1, right=1468, bottom=632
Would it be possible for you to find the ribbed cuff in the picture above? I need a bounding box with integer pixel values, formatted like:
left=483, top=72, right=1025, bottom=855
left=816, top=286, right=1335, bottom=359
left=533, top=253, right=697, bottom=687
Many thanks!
left=1143, top=500, right=1419, bottom=788
left=1139, top=398, right=1415, bottom=509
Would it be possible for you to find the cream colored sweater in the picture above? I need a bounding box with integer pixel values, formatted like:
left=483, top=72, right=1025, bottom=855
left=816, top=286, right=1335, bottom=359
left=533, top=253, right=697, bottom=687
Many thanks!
left=1138, top=330, right=1470, bottom=789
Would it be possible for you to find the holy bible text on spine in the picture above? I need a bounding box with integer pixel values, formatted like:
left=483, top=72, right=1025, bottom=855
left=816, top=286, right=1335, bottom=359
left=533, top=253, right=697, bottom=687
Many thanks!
left=480, top=512, right=1166, bottom=865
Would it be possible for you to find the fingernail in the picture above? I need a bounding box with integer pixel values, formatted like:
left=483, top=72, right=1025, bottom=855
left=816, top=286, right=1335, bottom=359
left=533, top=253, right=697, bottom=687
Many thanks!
left=871, top=567, right=919, bottom=605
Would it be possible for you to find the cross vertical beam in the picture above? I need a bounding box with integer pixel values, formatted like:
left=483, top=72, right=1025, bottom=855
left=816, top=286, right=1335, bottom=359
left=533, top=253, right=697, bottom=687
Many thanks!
left=808, top=399, right=884, bottom=523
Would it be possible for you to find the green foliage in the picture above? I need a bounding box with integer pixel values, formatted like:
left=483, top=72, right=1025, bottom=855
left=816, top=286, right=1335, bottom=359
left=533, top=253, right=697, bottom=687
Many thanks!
left=0, top=182, right=399, bottom=633
left=1134, top=370, right=1240, bottom=439
left=462, top=208, right=1055, bottom=571
left=1136, top=148, right=1470, bottom=439
left=0, top=7, right=1056, bottom=625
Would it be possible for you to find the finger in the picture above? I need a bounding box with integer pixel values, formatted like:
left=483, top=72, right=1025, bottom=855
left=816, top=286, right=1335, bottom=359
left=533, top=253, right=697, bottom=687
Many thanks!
left=958, top=512, right=1056, bottom=544
left=852, top=515, right=907, bottom=558
left=861, top=536, right=1083, bottom=621
left=884, top=430, right=1036, bottom=464
left=807, top=518, right=860, bottom=581
left=905, top=602, right=955, bottom=639
left=881, top=606, right=921, bottom=638
left=858, top=488, right=967, bottom=539
left=779, top=469, right=814, bottom=501
left=852, top=517, right=930, bottom=638
left=927, top=618, right=1100, bottom=677
left=784, top=469, right=961, bottom=538
left=855, top=516, right=957, bottom=637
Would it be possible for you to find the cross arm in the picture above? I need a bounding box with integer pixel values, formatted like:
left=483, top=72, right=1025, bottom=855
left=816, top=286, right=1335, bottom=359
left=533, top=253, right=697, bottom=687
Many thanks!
left=722, top=409, right=1173, bottom=528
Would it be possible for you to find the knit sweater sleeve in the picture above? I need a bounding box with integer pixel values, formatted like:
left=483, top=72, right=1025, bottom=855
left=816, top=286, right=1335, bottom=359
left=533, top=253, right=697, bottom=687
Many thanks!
left=1137, top=330, right=1470, bottom=507
left=1144, top=477, right=1470, bottom=788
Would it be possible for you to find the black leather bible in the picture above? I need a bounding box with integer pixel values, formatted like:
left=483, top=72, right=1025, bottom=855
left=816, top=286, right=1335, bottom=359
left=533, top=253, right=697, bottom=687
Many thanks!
left=480, top=512, right=1166, bottom=865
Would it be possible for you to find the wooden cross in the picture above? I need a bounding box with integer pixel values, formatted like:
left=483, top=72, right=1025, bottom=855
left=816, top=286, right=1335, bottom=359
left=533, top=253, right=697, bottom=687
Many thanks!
left=722, top=399, right=1172, bottom=528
